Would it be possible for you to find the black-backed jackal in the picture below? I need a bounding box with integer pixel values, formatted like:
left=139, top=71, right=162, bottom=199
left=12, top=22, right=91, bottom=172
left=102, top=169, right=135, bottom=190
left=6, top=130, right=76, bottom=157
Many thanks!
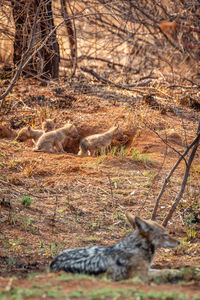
left=50, top=212, right=180, bottom=280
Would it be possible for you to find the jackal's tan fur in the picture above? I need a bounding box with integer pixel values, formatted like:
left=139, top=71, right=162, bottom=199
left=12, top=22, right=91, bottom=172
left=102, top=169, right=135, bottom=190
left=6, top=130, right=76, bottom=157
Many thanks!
left=33, top=124, right=79, bottom=153
left=78, top=125, right=123, bottom=156
left=16, top=126, right=43, bottom=142
left=16, top=119, right=56, bottom=142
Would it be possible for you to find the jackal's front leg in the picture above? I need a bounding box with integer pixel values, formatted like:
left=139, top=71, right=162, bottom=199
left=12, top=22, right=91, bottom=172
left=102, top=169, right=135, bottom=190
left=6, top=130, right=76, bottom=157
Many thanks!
left=55, top=141, right=67, bottom=153
left=107, top=265, right=129, bottom=281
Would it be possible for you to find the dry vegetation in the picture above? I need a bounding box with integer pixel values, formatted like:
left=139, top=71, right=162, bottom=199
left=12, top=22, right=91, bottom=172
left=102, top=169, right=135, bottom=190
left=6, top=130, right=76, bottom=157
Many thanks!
left=0, top=0, right=200, bottom=299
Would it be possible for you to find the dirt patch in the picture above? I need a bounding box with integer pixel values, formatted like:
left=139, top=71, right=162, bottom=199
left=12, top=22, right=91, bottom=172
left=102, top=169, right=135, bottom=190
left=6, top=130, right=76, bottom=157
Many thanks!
left=0, top=79, right=200, bottom=298
left=0, top=125, right=16, bottom=138
left=0, top=272, right=200, bottom=299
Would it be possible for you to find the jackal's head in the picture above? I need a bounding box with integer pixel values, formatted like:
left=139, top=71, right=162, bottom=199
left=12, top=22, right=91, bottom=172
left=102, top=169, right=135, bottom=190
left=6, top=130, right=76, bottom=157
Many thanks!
left=112, top=125, right=124, bottom=139
left=126, top=212, right=180, bottom=249
left=65, top=124, right=79, bottom=139
left=16, top=126, right=31, bottom=142
left=42, top=118, right=56, bottom=132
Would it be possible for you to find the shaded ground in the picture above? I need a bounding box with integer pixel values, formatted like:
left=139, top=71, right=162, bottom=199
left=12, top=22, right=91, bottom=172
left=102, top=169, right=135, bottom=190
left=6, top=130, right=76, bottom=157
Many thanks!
left=0, top=78, right=200, bottom=299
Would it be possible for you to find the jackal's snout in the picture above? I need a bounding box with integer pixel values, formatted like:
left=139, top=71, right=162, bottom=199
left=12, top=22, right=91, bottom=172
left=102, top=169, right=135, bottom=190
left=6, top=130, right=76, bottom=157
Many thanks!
left=163, top=236, right=180, bottom=248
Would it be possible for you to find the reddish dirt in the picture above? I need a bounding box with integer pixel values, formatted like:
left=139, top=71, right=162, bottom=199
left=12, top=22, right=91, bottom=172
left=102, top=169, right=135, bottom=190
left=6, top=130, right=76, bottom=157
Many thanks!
left=0, top=79, right=200, bottom=298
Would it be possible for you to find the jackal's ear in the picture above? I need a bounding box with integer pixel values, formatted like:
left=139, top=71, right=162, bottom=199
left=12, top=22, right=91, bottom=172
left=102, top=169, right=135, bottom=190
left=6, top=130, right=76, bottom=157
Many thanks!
left=53, top=118, right=57, bottom=123
left=135, top=217, right=151, bottom=233
left=126, top=212, right=136, bottom=228
left=27, top=125, right=31, bottom=131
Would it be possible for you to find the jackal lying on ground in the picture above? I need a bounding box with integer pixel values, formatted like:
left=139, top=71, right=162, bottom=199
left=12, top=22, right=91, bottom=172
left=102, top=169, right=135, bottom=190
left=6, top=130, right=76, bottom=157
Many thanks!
left=78, top=125, right=123, bottom=156
left=16, top=119, right=56, bottom=142
left=50, top=212, right=180, bottom=281
left=33, top=124, right=79, bottom=153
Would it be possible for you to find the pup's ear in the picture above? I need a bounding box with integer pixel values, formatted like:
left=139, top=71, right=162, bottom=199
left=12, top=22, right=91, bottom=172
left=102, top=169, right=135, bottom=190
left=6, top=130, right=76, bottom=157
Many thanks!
left=135, top=217, right=151, bottom=233
left=126, top=212, right=136, bottom=228
left=53, top=118, right=57, bottom=123
left=27, top=125, right=31, bottom=131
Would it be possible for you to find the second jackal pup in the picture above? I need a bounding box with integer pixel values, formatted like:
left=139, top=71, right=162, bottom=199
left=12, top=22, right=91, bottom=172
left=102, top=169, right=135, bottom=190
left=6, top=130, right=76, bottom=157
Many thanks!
left=50, top=213, right=180, bottom=280
left=78, top=125, right=123, bottom=156
left=33, top=123, right=79, bottom=153
left=16, top=119, right=56, bottom=142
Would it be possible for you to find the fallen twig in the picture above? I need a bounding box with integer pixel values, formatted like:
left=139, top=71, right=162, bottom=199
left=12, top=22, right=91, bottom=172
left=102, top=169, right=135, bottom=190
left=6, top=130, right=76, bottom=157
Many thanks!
left=166, top=85, right=199, bottom=89
left=107, top=175, right=115, bottom=207
left=144, top=123, right=187, bottom=161
left=81, top=67, right=152, bottom=91
left=50, top=196, right=58, bottom=232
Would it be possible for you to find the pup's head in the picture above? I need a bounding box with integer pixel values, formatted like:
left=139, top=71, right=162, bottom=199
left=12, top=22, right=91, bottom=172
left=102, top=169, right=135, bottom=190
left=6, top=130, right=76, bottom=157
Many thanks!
left=113, top=124, right=124, bottom=139
left=16, top=126, right=31, bottom=142
left=126, top=212, right=180, bottom=249
left=65, top=124, right=79, bottom=139
left=42, top=118, right=56, bottom=132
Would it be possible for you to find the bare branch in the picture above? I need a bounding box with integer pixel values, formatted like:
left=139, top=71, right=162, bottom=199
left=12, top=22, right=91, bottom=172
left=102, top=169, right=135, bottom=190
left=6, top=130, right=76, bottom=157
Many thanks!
left=81, top=67, right=151, bottom=91
left=162, top=122, right=200, bottom=227
left=152, top=128, right=200, bottom=220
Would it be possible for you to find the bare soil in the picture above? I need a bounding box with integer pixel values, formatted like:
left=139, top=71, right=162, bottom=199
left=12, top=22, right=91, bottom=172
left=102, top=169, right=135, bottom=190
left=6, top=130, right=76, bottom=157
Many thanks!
left=0, top=78, right=200, bottom=299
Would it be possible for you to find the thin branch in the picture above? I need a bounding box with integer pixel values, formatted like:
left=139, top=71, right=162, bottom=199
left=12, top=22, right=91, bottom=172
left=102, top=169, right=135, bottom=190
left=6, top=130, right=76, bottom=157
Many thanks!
left=183, top=78, right=200, bottom=89
left=51, top=196, right=58, bottom=232
left=167, top=84, right=199, bottom=89
left=107, top=175, right=115, bottom=207
left=162, top=122, right=200, bottom=227
left=144, top=123, right=188, bottom=164
left=139, top=137, right=168, bottom=216
left=81, top=67, right=151, bottom=91
left=152, top=129, right=200, bottom=220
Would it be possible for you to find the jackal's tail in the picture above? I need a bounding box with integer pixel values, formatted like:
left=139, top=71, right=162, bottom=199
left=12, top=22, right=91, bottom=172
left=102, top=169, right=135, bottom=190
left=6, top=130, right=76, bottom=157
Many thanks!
left=50, top=246, right=109, bottom=275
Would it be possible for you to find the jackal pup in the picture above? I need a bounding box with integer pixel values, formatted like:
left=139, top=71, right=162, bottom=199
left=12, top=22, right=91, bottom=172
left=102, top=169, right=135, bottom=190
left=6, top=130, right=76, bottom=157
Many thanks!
left=16, top=126, right=43, bottom=142
left=33, top=123, right=79, bottom=153
left=78, top=125, right=123, bottom=156
left=50, top=212, right=180, bottom=280
left=16, top=119, right=56, bottom=142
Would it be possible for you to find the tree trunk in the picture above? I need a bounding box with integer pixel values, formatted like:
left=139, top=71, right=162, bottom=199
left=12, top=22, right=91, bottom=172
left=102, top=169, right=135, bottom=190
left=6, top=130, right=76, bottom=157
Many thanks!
left=60, top=0, right=77, bottom=78
left=11, top=0, right=37, bottom=73
left=11, top=0, right=60, bottom=79
left=60, top=0, right=77, bottom=63
left=38, top=0, right=60, bottom=78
